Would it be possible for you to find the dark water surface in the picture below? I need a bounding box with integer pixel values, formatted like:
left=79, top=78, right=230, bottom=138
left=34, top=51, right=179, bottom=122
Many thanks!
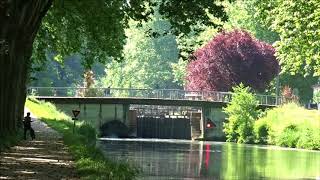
left=98, top=138, right=320, bottom=180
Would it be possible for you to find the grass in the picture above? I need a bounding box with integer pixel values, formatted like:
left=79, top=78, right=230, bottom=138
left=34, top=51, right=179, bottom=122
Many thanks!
left=254, top=103, right=320, bottom=150
left=26, top=97, right=139, bottom=179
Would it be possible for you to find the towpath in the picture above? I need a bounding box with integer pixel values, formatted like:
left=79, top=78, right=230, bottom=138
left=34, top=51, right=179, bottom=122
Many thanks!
left=0, top=109, right=78, bottom=179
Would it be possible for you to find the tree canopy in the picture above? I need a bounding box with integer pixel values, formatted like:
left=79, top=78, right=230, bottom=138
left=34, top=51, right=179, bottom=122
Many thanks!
left=253, top=0, right=320, bottom=76
left=0, top=0, right=229, bottom=135
left=32, top=0, right=229, bottom=69
left=99, top=14, right=180, bottom=89
left=186, top=30, right=279, bottom=92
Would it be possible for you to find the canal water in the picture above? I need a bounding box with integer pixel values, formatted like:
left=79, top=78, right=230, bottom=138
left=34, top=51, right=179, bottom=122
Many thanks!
left=99, top=138, right=320, bottom=180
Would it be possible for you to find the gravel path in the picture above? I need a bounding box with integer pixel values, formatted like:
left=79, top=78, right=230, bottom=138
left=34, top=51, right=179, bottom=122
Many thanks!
left=0, top=109, right=79, bottom=179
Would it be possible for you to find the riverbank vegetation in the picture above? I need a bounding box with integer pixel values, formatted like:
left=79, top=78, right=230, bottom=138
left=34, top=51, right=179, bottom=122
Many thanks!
left=255, top=103, right=320, bottom=150
left=223, top=84, right=259, bottom=143
left=224, top=85, right=320, bottom=150
left=26, top=98, right=138, bottom=179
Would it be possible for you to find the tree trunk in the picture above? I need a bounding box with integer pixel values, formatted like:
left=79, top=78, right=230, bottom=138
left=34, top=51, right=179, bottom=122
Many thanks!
left=0, top=0, right=53, bottom=136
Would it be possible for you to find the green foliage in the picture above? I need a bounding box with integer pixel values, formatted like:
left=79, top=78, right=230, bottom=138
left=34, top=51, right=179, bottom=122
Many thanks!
left=313, top=91, right=320, bottom=103
left=255, top=103, right=320, bottom=150
left=276, top=125, right=300, bottom=148
left=31, top=0, right=228, bottom=71
left=223, top=84, right=259, bottom=143
left=171, top=0, right=280, bottom=87
left=171, top=59, right=188, bottom=86
left=26, top=99, right=139, bottom=179
left=279, top=73, right=319, bottom=103
left=99, top=13, right=180, bottom=89
left=223, top=1, right=279, bottom=44
left=30, top=54, right=105, bottom=88
left=254, top=119, right=269, bottom=144
left=253, top=0, right=320, bottom=76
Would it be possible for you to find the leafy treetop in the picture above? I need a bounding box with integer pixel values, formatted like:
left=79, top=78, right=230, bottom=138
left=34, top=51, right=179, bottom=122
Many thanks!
left=32, top=0, right=229, bottom=70
left=186, top=30, right=279, bottom=92
left=253, top=0, right=320, bottom=76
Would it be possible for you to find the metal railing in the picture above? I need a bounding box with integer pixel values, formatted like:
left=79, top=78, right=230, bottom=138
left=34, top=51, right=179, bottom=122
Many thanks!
left=27, top=87, right=284, bottom=106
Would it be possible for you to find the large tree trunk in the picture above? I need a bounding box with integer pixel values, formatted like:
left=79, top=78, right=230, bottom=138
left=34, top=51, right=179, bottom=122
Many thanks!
left=0, top=0, right=52, bottom=136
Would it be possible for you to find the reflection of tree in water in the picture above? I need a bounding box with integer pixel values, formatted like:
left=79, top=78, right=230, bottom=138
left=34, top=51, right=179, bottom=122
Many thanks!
left=100, top=141, right=221, bottom=178
left=220, top=143, right=320, bottom=179
left=99, top=140, right=320, bottom=179
left=220, top=144, right=264, bottom=179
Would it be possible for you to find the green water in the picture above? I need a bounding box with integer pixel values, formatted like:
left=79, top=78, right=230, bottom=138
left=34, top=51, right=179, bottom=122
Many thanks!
left=99, top=139, right=320, bottom=179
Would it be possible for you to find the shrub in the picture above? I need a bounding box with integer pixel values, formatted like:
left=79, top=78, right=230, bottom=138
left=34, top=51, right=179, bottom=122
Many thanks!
left=255, top=103, right=320, bottom=150
left=223, top=84, right=259, bottom=143
left=296, top=128, right=320, bottom=150
left=313, top=91, right=320, bottom=103
left=254, top=119, right=269, bottom=144
left=78, top=123, right=97, bottom=146
left=275, top=124, right=300, bottom=148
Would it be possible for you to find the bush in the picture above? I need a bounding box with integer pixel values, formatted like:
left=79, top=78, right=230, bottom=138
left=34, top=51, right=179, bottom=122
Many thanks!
left=275, top=125, right=299, bottom=148
left=223, top=84, right=259, bottom=143
left=313, top=91, right=320, bottom=103
left=255, top=103, right=320, bottom=150
left=296, top=128, right=320, bottom=150
left=254, top=119, right=269, bottom=144
left=78, top=123, right=97, bottom=146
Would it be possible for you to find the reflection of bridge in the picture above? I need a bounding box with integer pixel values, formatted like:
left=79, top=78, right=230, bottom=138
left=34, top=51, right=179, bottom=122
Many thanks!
left=28, top=87, right=283, bottom=140
left=28, top=87, right=283, bottom=106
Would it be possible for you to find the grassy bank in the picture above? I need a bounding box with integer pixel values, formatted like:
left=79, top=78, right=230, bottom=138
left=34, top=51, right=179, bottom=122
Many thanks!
left=26, top=98, right=138, bottom=179
left=255, top=103, right=320, bottom=150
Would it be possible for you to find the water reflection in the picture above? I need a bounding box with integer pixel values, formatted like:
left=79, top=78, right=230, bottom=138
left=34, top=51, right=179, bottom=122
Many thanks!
left=98, top=138, right=320, bottom=180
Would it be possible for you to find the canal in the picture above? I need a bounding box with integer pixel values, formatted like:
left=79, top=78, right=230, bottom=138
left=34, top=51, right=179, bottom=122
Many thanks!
left=99, top=138, right=320, bottom=180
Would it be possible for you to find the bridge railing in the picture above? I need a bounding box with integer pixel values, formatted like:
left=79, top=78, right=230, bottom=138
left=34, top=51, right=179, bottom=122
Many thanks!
left=27, top=87, right=284, bottom=106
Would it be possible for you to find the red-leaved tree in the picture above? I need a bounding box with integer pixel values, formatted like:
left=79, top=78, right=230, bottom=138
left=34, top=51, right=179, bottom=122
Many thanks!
left=186, top=30, right=279, bottom=92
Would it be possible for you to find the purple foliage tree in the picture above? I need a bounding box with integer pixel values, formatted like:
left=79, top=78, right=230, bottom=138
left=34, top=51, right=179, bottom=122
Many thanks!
left=186, top=30, right=279, bottom=92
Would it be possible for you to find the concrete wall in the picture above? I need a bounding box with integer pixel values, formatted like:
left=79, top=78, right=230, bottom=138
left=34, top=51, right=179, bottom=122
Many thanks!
left=54, top=103, right=227, bottom=140
left=203, top=107, right=227, bottom=140
left=55, top=103, right=128, bottom=129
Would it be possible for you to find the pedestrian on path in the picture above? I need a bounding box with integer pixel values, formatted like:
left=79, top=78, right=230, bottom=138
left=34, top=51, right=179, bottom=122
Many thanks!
left=23, top=112, right=35, bottom=140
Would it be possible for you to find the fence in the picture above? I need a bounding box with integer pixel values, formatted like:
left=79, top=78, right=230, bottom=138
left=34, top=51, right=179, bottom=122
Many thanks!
left=27, top=87, right=284, bottom=106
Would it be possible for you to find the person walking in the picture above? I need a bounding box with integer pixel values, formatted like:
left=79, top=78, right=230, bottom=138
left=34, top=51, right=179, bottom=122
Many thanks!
left=23, top=112, right=35, bottom=140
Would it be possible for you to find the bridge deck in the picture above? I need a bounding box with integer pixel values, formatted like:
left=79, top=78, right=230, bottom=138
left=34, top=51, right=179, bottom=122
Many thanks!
left=35, top=96, right=275, bottom=109
left=29, top=87, right=282, bottom=108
